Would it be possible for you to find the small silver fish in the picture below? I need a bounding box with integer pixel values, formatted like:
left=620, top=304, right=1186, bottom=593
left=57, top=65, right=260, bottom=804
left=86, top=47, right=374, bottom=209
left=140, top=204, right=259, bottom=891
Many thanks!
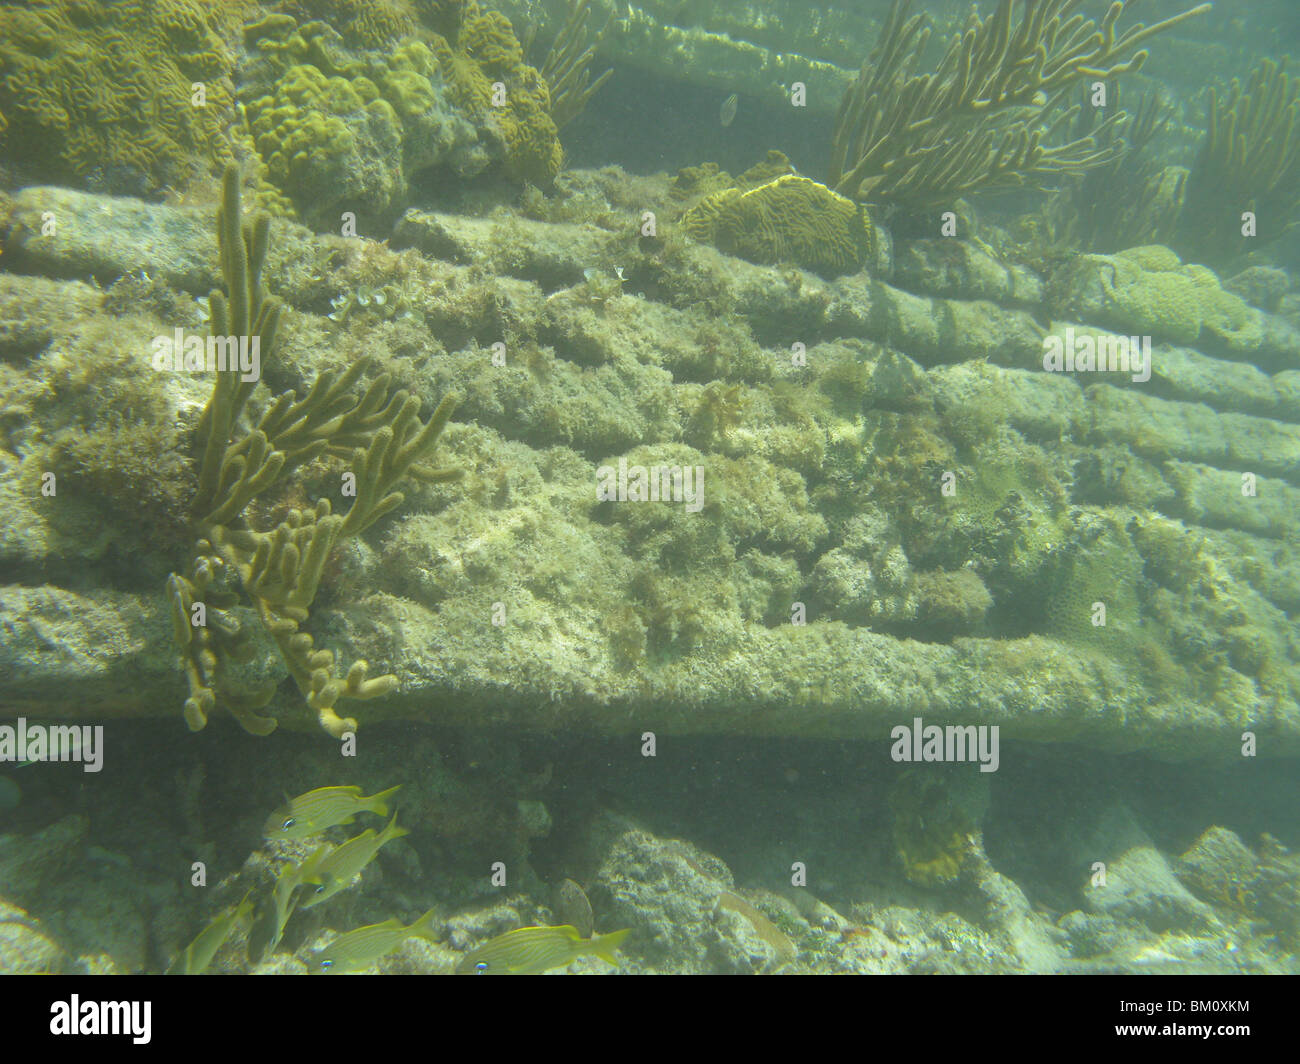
left=553, top=879, right=594, bottom=939
left=720, top=93, right=739, bottom=127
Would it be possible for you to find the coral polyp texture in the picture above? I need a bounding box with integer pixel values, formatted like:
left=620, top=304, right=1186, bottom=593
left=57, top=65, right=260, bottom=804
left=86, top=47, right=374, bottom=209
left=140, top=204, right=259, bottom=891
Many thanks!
left=0, top=0, right=239, bottom=193
left=238, top=2, right=562, bottom=227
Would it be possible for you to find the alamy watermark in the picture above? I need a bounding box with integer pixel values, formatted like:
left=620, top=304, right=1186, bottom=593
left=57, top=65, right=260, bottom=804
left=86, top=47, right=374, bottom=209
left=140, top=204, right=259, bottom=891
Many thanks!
left=0, top=718, right=103, bottom=772
left=1042, top=326, right=1151, bottom=383
left=50, top=996, right=150, bottom=1044
left=151, top=327, right=261, bottom=382
left=890, top=717, right=999, bottom=772
left=597, top=456, right=704, bottom=512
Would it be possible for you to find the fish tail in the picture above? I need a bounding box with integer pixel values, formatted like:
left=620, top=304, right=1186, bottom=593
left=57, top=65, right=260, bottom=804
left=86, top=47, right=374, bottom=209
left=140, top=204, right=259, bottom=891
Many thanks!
left=379, top=811, right=409, bottom=843
left=368, top=785, right=402, bottom=817
left=410, top=908, right=439, bottom=941
left=591, top=928, right=631, bottom=965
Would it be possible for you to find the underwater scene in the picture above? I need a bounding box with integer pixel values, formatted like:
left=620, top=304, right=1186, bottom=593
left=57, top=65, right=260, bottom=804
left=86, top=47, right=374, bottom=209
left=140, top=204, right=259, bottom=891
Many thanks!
left=0, top=0, right=1297, bottom=980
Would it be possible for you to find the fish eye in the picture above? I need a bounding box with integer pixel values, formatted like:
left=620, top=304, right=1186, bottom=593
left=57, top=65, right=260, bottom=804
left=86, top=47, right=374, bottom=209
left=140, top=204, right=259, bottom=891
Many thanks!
left=475, top=962, right=488, bottom=974
left=282, top=817, right=295, bottom=829
left=320, top=959, right=332, bottom=970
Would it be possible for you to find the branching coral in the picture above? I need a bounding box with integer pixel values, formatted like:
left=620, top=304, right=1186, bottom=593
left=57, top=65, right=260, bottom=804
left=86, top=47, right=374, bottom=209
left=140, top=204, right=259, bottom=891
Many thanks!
left=526, top=0, right=614, bottom=130
left=1178, top=56, right=1300, bottom=263
left=1044, top=86, right=1181, bottom=254
left=828, top=0, right=1209, bottom=206
left=168, top=166, right=460, bottom=738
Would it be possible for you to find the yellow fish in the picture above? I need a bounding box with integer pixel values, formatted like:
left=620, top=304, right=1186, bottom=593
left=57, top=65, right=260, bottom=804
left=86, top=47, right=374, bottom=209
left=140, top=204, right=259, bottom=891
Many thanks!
left=299, top=814, right=409, bottom=909
left=264, top=785, right=400, bottom=840
left=247, top=859, right=313, bottom=963
left=310, top=910, right=439, bottom=974
left=168, top=894, right=254, bottom=975
left=456, top=925, right=631, bottom=975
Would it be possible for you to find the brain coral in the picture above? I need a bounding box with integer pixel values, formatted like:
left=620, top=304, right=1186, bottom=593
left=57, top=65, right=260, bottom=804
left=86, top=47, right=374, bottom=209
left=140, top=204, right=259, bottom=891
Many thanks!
left=0, top=0, right=237, bottom=194
left=428, top=1, right=562, bottom=186
left=276, top=0, right=418, bottom=49
left=243, top=54, right=406, bottom=225
left=1049, top=245, right=1260, bottom=349
left=682, top=174, right=876, bottom=278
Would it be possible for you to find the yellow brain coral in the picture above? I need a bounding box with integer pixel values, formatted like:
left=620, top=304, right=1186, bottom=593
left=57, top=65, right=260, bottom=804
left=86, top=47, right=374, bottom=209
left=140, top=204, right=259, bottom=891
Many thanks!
left=0, top=0, right=237, bottom=192
left=682, top=174, right=876, bottom=278
left=428, top=2, right=562, bottom=185
left=277, top=0, right=418, bottom=49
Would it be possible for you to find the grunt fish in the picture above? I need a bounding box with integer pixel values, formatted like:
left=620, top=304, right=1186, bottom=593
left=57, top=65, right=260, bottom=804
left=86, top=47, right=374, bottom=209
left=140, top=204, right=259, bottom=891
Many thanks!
left=299, top=814, right=409, bottom=909
left=168, top=894, right=254, bottom=975
left=263, top=785, right=400, bottom=840
left=247, top=858, right=315, bottom=963
left=455, top=925, right=631, bottom=975
left=310, top=910, right=439, bottom=974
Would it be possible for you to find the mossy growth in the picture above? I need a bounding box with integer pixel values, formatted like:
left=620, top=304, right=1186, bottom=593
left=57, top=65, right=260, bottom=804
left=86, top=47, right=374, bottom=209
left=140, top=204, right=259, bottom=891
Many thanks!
left=1040, top=513, right=1145, bottom=650
left=685, top=382, right=747, bottom=452
left=914, top=569, right=993, bottom=638
left=607, top=443, right=827, bottom=566
left=32, top=316, right=196, bottom=559
left=889, top=768, right=988, bottom=889
left=0, top=0, right=238, bottom=194
left=1133, top=516, right=1300, bottom=714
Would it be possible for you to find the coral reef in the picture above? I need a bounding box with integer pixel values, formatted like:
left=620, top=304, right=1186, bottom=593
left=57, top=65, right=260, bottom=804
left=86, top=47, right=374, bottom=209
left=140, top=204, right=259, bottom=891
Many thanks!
left=276, top=0, right=419, bottom=49
left=429, top=0, right=563, bottom=185
left=241, top=4, right=562, bottom=227
left=240, top=19, right=481, bottom=226
left=3, top=159, right=1298, bottom=755
left=1049, top=245, right=1260, bottom=351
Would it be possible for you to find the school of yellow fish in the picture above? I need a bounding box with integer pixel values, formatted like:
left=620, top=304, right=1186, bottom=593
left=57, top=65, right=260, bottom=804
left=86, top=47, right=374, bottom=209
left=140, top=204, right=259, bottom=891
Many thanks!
left=169, top=785, right=632, bottom=975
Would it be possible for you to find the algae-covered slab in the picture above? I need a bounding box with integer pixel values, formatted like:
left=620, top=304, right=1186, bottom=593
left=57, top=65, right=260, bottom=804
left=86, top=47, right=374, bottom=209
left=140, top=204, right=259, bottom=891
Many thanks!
left=1, top=180, right=1297, bottom=759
